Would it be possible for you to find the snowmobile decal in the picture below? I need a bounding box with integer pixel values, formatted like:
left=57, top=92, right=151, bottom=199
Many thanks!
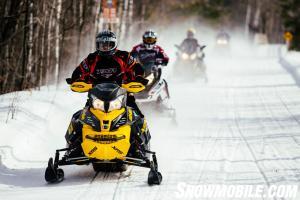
left=88, top=146, right=98, bottom=155
left=81, top=124, right=131, bottom=160
left=112, top=146, right=123, bottom=154
left=127, top=108, right=133, bottom=121
left=85, top=134, right=126, bottom=144
left=67, top=123, right=74, bottom=135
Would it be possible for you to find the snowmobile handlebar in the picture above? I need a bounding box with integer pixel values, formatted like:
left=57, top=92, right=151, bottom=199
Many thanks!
left=200, top=45, right=206, bottom=50
left=175, top=44, right=206, bottom=51
left=174, top=44, right=181, bottom=50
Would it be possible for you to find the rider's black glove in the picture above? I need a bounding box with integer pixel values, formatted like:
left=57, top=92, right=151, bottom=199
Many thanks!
left=66, top=78, right=73, bottom=85
left=135, top=76, right=149, bottom=86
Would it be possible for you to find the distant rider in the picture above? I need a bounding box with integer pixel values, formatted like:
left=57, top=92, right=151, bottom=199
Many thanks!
left=131, top=30, right=169, bottom=67
left=179, top=29, right=201, bottom=54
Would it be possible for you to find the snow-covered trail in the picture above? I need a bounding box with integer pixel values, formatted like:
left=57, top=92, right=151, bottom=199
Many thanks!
left=1, top=54, right=300, bottom=200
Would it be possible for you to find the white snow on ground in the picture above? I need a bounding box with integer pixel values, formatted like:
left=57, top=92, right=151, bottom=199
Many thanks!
left=283, top=51, right=300, bottom=67
left=1, top=47, right=300, bottom=200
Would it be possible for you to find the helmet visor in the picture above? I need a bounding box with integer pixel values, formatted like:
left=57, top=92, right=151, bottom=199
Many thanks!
left=97, top=41, right=116, bottom=52
left=143, top=37, right=156, bottom=44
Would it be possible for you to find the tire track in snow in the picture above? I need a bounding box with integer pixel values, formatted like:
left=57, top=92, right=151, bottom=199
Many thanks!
left=256, top=87, right=300, bottom=184
left=75, top=167, right=134, bottom=200
left=275, top=87, right=300, bottom=146
left=75, top=171, right=112, bottom=200
left=232, top=87, right=285, bottom=200
left=112, top=167, right=133, bottom=200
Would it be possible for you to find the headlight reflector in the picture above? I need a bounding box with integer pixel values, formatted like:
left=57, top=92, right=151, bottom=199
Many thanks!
left=217, top=39, right=228, bottom=45
left=108, top=95, right=124, bottom=112
left=93, top=99, right=105, bottom=110
left=190, top=53, right=197, bottom=60
left=182, top=53, right=189, bottom=60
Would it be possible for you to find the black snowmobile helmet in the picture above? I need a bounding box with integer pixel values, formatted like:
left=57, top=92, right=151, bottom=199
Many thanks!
left=96, top=30, right=118, bottom=56
left=88, top=83, right=127, bottom=112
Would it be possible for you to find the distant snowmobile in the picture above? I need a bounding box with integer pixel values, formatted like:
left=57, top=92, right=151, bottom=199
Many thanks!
left=45, top=81, right=162, bottom=185
left=173, top=44, right=207, bottom=82
left=214, top=30, right=231, bottom=56
left=134, top=59, right=176, bottom=120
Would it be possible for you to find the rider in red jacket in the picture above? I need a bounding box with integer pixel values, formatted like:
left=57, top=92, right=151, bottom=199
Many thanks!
left=131, top=30, right=169, bottom=66
left=71, top=32, right=145, bottom=85
left=70, top=30, right=146, bottom=116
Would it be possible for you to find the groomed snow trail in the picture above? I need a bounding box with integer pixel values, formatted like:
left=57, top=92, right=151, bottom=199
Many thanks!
left=1, top=54, right=300, bottom=200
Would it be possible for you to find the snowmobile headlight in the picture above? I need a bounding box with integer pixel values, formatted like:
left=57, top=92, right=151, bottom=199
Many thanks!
left=145, top=73, right=155, bottom=85
left=190, top=53, right=197, bottom=60
left=93, top=99, right=105, bottom=111
left=182, top=53, right=189, bottom=60
left=217, top=39, right=228, bottom=45
left=108, top=95, right=124, bottom=112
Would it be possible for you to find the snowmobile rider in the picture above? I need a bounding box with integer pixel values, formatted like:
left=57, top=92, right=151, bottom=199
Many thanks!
left=131, top=30, right=169, bottom=67
left=179, top=28, right=201, bottom=54
left=65, top=30, right=150, bottom=156
left=70, top=30, right=146, bottom=118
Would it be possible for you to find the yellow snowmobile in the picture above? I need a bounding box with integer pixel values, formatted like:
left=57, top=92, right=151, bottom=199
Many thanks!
left=45, top=81, right=162, bottom=185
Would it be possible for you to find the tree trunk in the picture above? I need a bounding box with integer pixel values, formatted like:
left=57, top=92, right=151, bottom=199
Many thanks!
left=245, top=0, right=251, bottom=38
left=119, top=0, right=128, bottom=43
left=54, top=0, right=62, bottom=86
left=26, top=0, right=34, bottom=87
left=46, top=1, right=55, bottom=85
left=21, top=0, right=29, bottom=90
left=94, top=0, right=102, bottom=49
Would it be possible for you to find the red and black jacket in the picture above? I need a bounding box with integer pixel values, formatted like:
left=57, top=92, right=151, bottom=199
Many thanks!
left=131, top=44, right=169, bottom=66
left=71, top=50, right=145, bottom=85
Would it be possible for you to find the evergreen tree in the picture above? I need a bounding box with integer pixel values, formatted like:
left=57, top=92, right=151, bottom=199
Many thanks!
left=280, top=0, right=300, bottom=50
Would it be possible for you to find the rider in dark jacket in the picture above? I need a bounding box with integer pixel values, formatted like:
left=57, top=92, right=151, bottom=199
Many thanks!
left=180, top=29, right=201, bottom=54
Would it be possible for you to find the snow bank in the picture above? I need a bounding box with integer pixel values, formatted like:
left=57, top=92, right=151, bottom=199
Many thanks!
left=280, top=49, right=300, bottom=85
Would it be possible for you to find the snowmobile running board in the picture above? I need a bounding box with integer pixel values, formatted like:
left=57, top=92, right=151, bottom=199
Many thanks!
left=53, top=148, right=158, bottom=169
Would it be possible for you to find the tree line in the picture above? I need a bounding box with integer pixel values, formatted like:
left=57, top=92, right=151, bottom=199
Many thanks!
left=0, top=0, right=98, bottom=94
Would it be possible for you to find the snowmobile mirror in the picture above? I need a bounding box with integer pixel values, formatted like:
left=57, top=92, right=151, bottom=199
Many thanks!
left=70, top=82, right=93, bottom=93
left=174, top=44, right=181, bottom=49
left=122, top=82, right=145, bottom=93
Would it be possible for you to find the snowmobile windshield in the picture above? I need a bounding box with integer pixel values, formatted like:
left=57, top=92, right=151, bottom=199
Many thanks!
left=145, top=73, right=155, bottom=85
left=142, top=62, right=156, bottom=76
left=89, top=83, right=127, bottom=112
